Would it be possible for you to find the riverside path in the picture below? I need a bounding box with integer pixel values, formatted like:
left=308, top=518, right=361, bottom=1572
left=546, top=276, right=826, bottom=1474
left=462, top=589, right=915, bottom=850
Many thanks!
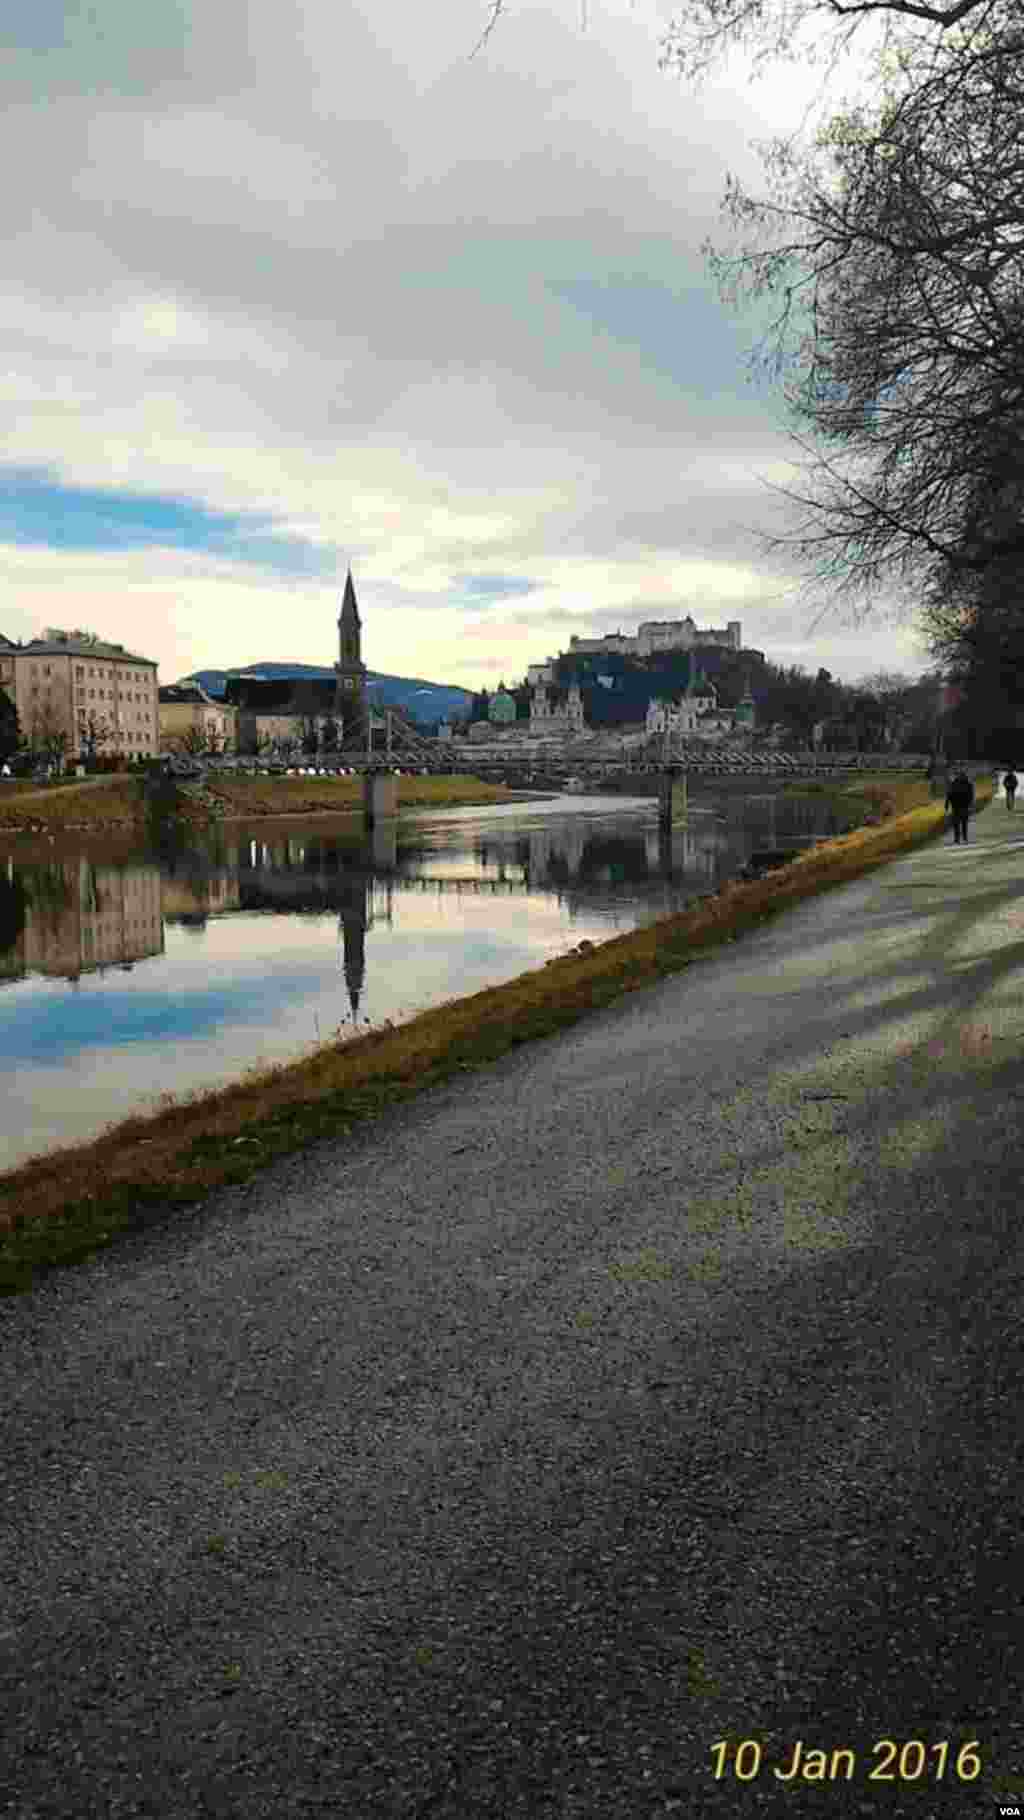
left=2, top=792, right=1023, bottom=1818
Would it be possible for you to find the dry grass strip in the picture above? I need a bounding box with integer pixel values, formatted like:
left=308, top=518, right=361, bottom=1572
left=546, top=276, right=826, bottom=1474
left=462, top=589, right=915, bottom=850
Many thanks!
left=0, top=775, right=147, bottom=831
left=0, top=776, right=989, bottom=1292
left=0, top=772, right=517, bottom=836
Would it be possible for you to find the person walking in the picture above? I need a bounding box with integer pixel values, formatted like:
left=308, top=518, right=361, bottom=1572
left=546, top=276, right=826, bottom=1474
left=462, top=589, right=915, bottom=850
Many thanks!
left=945, top=769, right=975, bottom=844
left=1004, top=768, right=1018, bottom=811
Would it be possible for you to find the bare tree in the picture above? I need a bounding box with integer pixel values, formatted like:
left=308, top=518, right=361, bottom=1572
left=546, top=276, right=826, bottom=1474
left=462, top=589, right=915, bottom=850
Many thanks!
left=79, top=712, right=114, bottom=763
left=471, top=1, right=1022, bottom=626
left=0, top=689, right=21, bottom=764
left=690, top=10, right=1024, bottom=615
left=471, top=0, right=995, bottom=70
left=176, top=726, right=211, bottom=758
left=298, top=716, right=322, bottom=758
left=657, top=0, right=997, bottom=89
left=25, top=693, right=70, bottom=771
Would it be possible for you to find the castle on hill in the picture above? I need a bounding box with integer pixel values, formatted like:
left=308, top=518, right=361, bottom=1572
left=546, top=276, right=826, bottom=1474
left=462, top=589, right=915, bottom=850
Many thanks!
left=567, top=613, right=742, bottom=659
left=519, top=617, right=759, bottom=737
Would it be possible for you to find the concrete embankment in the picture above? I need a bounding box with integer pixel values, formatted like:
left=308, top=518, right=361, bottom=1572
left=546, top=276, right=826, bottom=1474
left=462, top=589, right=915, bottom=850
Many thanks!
left=1, top=788, right=1021, bottom=1814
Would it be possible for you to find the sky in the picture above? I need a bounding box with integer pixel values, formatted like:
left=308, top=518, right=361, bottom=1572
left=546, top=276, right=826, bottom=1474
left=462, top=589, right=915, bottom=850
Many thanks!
left=0, top=0, right=937, bottom=691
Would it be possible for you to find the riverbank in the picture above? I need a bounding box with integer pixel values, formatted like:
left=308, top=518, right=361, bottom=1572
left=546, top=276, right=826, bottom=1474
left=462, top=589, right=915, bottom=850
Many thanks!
left=0, top=771, right=518, bottom=839
left=0, top=773, right=993, bottom=1292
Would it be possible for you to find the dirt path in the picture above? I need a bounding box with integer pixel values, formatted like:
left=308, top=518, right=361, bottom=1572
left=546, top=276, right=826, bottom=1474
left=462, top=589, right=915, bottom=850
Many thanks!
left=2, top=794, right=1022, bottom=1816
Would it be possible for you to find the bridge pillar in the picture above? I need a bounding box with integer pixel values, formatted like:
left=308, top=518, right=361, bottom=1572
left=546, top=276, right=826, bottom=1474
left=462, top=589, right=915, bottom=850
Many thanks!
left=658, top=769, right=687, bottom=835
left=364, top=771, right=398, bottom=827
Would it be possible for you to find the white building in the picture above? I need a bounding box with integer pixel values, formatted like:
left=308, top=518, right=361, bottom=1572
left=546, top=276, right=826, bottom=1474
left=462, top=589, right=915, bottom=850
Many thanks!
left=646, top=676, right=719, bottom=735
left=526, top=657, right=559, bottom=687
left=570, top=615, right=741, bottom=658
left=530, top=680, right=585, bottom=732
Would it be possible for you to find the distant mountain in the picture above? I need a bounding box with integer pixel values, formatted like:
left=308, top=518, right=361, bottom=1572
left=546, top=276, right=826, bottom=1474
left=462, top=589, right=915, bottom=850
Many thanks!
left=180, top=663, right=474, bottom=725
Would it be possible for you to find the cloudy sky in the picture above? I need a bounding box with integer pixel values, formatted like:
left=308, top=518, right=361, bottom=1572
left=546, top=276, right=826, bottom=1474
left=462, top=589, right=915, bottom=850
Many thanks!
left=1, top=0, right=933, bottom=690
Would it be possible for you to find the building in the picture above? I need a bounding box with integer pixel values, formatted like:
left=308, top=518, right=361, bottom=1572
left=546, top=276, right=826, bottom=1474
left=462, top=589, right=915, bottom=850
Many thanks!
left=734, top=672, right=757, bottom=730
left=0, top=631, right=159, bottom=763
left=646, top=672, right=718, bottom=735
left=526, top=657, right=560, bottom=687
left=530, top=679, right=585, bottom=732
left=224, top=678, right=340, bottom=758
left=158, top=683, right=238, bottom=754
left=225, top=570, right=367, bottom=755
left=488, top=688, right=518, bottom=725
left=334, top=568, right=367, bottom=743
left=569, top=615, right=742, bottom=659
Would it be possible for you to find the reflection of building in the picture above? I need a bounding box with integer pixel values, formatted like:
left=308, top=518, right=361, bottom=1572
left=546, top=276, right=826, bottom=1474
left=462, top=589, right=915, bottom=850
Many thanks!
left=0, top=631, right=159, bottom=763
left=1, top=859, right=164, bottom=982
left=160, top=865, right=241, bottom=922
left=224, top=829, right=394, bottom=1024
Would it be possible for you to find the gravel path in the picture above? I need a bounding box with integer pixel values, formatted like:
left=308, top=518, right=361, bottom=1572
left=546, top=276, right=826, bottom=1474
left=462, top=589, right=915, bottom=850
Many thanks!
left=3, top=795, right=1023, bottom=1817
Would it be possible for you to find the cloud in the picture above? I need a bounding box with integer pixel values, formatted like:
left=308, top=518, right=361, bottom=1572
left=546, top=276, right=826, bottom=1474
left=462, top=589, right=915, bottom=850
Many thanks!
left=0, top=0, right=924, bottom=687
left=0, top=466, right=338, bottom=577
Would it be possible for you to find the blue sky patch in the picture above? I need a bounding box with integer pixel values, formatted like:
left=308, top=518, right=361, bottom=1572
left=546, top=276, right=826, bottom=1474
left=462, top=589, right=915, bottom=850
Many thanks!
left=454, top=574, right=538, bottom=601
left=0, top=466, right=338, bottom=577
left=547, top=277, right=769, bottom=404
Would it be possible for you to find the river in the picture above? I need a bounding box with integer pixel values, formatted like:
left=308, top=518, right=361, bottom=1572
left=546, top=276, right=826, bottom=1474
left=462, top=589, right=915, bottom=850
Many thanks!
left=0, top=785, right=863, bottom=1171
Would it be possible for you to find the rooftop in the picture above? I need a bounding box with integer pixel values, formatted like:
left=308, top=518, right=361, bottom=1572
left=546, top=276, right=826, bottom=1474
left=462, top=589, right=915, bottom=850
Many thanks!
left=18, top=634, right=156, bottom=664
left=159, top=684, right=219, bottom=706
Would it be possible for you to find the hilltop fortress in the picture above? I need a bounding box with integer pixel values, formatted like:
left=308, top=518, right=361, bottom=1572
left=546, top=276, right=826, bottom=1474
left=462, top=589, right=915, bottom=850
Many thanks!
left=566, top=614, right=742, bottom=659
left=512, top=615, right=756, bottom=740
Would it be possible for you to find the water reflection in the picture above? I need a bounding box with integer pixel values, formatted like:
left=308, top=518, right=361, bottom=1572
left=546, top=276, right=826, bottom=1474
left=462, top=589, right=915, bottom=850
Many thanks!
left=0, top=790, right=862, bottom=1169
left=1, top=795, right=859, bottom=997
left=0, top=857, right=164, bottom=985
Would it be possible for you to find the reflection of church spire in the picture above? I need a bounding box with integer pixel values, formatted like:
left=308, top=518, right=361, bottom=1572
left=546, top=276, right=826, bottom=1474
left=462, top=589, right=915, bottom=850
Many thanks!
left=337, top=870, right=371, bottom=1022
left=342, top=918, right=365, bottom=1020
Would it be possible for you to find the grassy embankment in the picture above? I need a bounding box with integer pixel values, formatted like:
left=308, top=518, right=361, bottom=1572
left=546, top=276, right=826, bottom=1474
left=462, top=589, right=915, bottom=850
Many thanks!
left=0, top=771, right=989, bottom=1294
left=0, top=771, right=517, bottom=836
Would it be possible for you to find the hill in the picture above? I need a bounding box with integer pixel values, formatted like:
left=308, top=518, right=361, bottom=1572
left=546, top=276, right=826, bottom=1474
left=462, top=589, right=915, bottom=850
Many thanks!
left=180, top=664, right=473, bottom=726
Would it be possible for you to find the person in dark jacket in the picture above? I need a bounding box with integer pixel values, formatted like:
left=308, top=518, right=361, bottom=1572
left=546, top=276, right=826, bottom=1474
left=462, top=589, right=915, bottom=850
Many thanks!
left=945, top=770, right=975, bottom=843
left=1004, top=768, right=1018, bottom=811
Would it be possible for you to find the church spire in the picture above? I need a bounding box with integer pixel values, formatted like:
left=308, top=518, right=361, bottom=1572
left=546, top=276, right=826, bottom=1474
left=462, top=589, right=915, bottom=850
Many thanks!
left=338, top=567, right=361, bottom=633
left=335, top=568, right=367, bottom=747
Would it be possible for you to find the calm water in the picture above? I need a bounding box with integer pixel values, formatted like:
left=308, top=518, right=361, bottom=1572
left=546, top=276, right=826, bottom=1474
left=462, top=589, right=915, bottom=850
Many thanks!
left=0, top=788, right=861, bottom=1170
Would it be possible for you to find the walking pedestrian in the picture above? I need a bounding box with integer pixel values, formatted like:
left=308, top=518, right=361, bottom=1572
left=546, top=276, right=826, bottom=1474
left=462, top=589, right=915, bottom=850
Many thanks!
left=1004, top=768, right=1018, bottom=811
left=945, top=769, right=975, bottom=844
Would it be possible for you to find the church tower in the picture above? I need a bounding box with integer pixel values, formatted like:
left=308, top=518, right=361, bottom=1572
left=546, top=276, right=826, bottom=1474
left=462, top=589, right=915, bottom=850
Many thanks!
left=335, top=568, right=368, bottom=744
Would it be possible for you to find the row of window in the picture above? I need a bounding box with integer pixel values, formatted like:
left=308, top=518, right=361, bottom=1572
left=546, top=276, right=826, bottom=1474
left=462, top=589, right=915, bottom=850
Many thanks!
left=76, top=689, right=152, bottom=716
left=19, top=660, right=156, bottom=688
